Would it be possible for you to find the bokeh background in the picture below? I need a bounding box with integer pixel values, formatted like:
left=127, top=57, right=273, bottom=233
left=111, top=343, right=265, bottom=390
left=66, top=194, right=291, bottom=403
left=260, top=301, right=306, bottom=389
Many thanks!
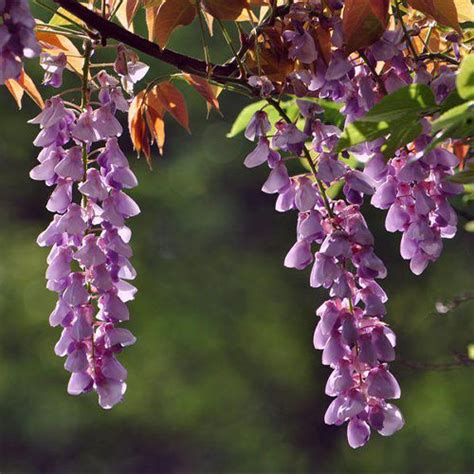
left=1, top=11, right=474, bottom=473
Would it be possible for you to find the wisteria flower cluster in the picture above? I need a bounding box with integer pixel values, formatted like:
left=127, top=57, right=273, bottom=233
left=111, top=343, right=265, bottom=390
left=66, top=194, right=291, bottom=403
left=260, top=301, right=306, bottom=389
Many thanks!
left=29, top=63, right=140, bottom=408
left=245, top=106, right=404, bottom=447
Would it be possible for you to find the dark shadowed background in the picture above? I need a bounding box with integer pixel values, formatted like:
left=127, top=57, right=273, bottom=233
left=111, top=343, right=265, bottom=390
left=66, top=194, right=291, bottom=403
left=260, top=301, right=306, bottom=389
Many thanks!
left=0, top=12, right=473, bottom=474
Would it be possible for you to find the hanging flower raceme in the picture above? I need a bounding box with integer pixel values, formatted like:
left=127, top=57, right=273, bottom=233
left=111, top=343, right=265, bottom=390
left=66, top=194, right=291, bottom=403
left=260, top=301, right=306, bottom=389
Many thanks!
left=243, top=105, right=404, bottom=448
left=29, top=66, right=140, bottom=408
left=0, top=0, right=40, bottom=83
left=368, top=146, right=462, bottom=275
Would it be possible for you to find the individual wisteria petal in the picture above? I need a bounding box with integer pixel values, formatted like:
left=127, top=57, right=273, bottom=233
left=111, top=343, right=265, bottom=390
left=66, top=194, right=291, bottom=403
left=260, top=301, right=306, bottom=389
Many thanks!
left=105, top=166, right=138, bottom=190
left=55, top=146, right=84, bottom=181
left=72, top=107, right=102, bottom=143
left=46, top=179, right=72, bottom=213
left=96, top=378, right=126, bottom=409
left=75, top=235, right=107, bottom=267
left=79, top=168, right=109, bottom=201
left=245, top=111, right=271, bottom=141
left=244, top=138, right=270, bottom=168
left=68, top=372, right=93, bottom=395
left=345, top=170, right=376, bottom=195
left=366, top=366, right=401, bottom=399
left=93, top=103, right=123, bottom=138
left=262, top=162, right=290, bottom=194
left=283, top=28, right=318, bottom=64
left=284, top=240, right=313, bottom=270
left=98, top=137, right=129, bottom=169
left=347, top=418, right=371, bottom=449
left=295, top=177, right=318, bottom=212
left=378, top=403, right=405, bottom=436
left=62, top=273, right=89, bottom=306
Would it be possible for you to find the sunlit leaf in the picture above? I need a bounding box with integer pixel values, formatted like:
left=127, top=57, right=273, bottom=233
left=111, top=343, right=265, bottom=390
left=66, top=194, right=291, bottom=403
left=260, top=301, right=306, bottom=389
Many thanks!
left=342, top=0, right=389, bottom=53
left=36, top=29, right=85, bottom=76
left=148, top=0, right=196, bottom=48
left=360, top=84, right=437, bottom=122
left=49, top=6, right=84, bottom=27
left=126, top=0, right=140, bottom=26
left=454, top=0, right=474, bottom=23
left=431, top=101, right=474, bottom=138
left=150, top=81, right=191, bottom=132
left=448, top=170, right=474, bottom=184
left=129, top=91, right=151, bottom=161
left=336, top=119, right=394, bottom=152
left=4, top=78, right=24, bottom=109
left=6, top=70, right=45, bottom=110
left=457, top=55, right=474, bottom=101
left=407, top=0, right=462, bottom=34
left=182, top=74, right=221, bottom=115
left=202, top=0, right=248, bottom=20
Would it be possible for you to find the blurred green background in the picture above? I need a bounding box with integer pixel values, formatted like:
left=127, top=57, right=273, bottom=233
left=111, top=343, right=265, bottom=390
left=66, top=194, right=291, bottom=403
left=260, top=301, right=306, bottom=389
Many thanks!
left=0, top=11, right=474, bottom=473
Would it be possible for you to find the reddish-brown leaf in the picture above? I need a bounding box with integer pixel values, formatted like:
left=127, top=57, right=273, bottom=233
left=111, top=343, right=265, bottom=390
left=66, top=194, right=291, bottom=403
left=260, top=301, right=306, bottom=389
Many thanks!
left=145, top=6, right=159, bottom=41
left=129, top=91, right=150, bottom=161
left=5, top=77, right=24, bottom=109
left=342, top=0, right=389, bottom=53
left=145, top=107, right=166, bottom=156
left=150, top=81, right=191, bottom=133
left=149, top=0, right=196, bottom=48
left=407, top=0, right=462, bottom=34
left=19, top=71, right=44, bottom=109
left=182, top=74, right=221, bottom=115
left=202, top=0, right=248, bottom=20
left=5, top=70, right=44, bottom=109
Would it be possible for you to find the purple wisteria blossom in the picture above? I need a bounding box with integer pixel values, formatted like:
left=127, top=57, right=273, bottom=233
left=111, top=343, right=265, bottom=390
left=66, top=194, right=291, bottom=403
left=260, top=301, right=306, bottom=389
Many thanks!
left=30, top=67, right=140, bottom=409
left=0, top=0, right=40, bottom=83
left=243, top=107, right=404, bottom=448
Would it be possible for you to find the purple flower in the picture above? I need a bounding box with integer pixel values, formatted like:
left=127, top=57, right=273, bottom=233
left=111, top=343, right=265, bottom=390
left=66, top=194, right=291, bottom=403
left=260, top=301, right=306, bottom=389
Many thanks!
left=283, top=28, right=318, bottom=64
left=40, top=52, right=67, bottom=88
left=347, top=418, right=371, bottom=449
left=366, top=366, right=401, bottom=399
left=262, top=162, right=291, bottom=194
left=79, top=168, right=109, bottom=202
left=0, top=0, right=40, bottom=83
left=244, top=138, right=271, bottom=168
left=284, top=240, right=313, bottom=270
left=55, top=146, right=84, bottom=181
left=245, top=111, right=271, bottom=142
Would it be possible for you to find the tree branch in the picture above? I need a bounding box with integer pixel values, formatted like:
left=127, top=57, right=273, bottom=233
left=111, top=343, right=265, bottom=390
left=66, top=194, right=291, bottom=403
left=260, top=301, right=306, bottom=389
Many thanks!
left=398, top=354, right=474, bottom=371
left=53, top=0, right=240, bottom=83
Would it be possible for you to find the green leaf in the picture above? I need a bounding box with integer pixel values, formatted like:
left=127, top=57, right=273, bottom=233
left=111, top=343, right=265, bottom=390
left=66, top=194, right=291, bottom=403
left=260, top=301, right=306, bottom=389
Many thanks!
left=361, top=84, right=437, bottom=122
left=431, top=101, right=474, bottom=138
left=467, top=344, right=474, bottom=360
left=440, top=90, right=465, bottom=113
left=464, top=221, right=474, bottom=233
left=457, top=55, right=474, bottom=100
left=49, top=6, right=84, bottom=27
left=448, top=170, right=474, bottom=184
left=382, top=121, right=422, bottom=160
left=337, top=119, right=399, bottom=152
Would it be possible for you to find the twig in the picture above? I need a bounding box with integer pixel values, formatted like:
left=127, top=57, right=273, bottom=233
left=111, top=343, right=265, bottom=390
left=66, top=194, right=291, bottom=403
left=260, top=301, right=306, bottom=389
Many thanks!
left=398, top=354, right=474, bottom=371
left=394, top=0, right=419, bottom=60
left=53, top=0, right=242, bottom=84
